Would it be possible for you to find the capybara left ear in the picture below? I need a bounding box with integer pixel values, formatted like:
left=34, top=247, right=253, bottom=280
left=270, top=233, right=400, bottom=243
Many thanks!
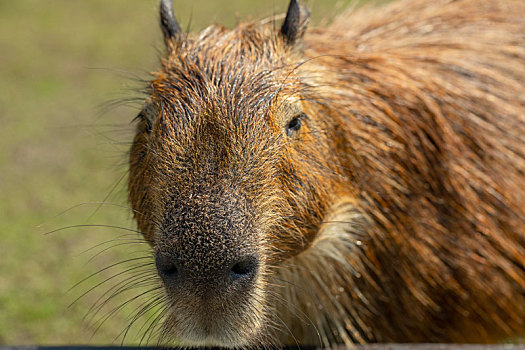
left=160, top=0, right=182, bottom=47
left=280, top=0, right=311, bottom=45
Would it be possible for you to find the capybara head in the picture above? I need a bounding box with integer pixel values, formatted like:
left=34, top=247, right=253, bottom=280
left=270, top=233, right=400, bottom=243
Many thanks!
left=128, top=0, right=525, bottom=347
left=128, top=0, right=336, bottom=346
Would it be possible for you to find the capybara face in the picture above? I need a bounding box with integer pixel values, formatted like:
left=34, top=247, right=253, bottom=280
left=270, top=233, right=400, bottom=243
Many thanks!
left=128, top=2, right=340, bottom=345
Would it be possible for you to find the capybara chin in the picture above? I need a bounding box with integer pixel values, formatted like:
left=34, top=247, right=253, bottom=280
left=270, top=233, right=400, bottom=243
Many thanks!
left=127, top=0, right=525, bottom=346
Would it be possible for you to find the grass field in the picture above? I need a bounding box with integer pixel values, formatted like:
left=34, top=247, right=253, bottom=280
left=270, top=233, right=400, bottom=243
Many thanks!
left=0, top=0, right=351, bottom=345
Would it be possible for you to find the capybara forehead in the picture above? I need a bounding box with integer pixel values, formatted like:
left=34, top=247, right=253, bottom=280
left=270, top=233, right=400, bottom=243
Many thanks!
left=148, top=22, right=299, bottom=123
left=167, top=23, right=288, bottom=69
left=150, top=64, right=279, bottom=132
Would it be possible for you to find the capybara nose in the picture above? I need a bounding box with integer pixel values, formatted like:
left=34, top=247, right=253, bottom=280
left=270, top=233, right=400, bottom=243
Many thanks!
left=155, top=251, right=259, bottom=289
left=228, top=256, right=259, bottom=283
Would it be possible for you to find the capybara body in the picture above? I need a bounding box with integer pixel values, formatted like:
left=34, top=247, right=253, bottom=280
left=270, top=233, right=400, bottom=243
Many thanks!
left=128, top=0, right=525, bottom=346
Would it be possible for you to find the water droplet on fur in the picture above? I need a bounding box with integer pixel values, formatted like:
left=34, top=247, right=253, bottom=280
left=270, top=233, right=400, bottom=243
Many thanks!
left=338, top=287, right=345, bottom=293
left=356, top=240, right=362, bottom=246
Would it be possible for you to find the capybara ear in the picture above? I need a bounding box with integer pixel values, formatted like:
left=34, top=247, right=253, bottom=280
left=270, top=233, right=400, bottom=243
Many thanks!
left=160, top=0, right=182, bottom=47
left=280, top=0, right=311, bottom=45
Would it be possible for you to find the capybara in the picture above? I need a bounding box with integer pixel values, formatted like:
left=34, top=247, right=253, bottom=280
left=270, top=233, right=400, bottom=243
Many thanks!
left=127, top=0, right=525, bottom=346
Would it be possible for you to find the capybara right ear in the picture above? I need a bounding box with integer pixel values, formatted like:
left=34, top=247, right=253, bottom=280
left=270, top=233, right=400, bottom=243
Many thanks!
left=280, top=0, right=311, bottom=45
left=160, top=0, right=182, bottom=47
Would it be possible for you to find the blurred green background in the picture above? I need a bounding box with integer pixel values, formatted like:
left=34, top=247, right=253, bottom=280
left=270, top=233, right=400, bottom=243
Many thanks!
left=0, top=0, right=350, bottom=345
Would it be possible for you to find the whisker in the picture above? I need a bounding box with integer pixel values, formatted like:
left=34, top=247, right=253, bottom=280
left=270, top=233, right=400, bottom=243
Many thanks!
left=83, top=270, right=158, bottom=323
left=79, top=233, right=146, bottom=255
left=44, top=201, right=144, bottom=223
left=85, top=241, right=150, bottom=264
left=144, top=303, right=170, bottom=346
left=117, top=292, right=166, bottom=345
left=89, top=285, right=162, bottom=342
left=137, top=295, right=169, bottom=346
left=68, top=256, right=152, bottom=294
left=87, top=170, right=129, bottom=221
left=45, top=224, right=144, bottom=236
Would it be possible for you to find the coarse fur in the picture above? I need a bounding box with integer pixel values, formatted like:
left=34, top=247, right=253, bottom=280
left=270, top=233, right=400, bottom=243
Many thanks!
left=128, top=0, right=525, bottom=347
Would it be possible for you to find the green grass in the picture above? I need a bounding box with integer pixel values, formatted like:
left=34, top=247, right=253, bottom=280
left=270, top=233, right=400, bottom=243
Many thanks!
left=0, top=0, right=352, bottom=345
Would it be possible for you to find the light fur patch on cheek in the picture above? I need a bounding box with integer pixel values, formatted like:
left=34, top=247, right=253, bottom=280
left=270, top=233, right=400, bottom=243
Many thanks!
left=268, top=197, right=370, bottom=345
left=315, top=199, right=368, bottom=250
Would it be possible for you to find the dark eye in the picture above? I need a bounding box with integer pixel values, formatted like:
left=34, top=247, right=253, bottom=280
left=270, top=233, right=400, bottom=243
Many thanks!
left=286, top=113, right=305, bottom=137
left=134, top=111, right=152, bottom=133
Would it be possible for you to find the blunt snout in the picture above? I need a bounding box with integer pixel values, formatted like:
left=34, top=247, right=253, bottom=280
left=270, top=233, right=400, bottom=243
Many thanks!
left=155, top=186, right=260, bottom=301
left=155, top=249, right=259, bottom=292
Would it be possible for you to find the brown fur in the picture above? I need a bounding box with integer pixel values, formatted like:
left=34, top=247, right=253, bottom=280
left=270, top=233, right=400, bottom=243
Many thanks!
left=128, top=0, right=525, bottom=346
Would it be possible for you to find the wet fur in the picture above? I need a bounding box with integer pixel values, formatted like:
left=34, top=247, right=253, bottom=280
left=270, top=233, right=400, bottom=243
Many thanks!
left=129, top=0, right=525, bottom=346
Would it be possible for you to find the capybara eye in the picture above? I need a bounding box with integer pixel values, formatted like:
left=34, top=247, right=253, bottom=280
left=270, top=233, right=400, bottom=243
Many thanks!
left=286, top=113, right=304, bottom=136
left=134, top=111, right=152, bottom=133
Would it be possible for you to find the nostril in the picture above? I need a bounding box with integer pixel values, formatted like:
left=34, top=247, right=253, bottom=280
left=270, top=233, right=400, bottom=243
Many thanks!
left=161, top=264, right=178, bottom=277
left=231, top=262, right=250, bottom=275
left=229, top=256, right=258, bottom=282
left=155, top=252, right=180, bottom=281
